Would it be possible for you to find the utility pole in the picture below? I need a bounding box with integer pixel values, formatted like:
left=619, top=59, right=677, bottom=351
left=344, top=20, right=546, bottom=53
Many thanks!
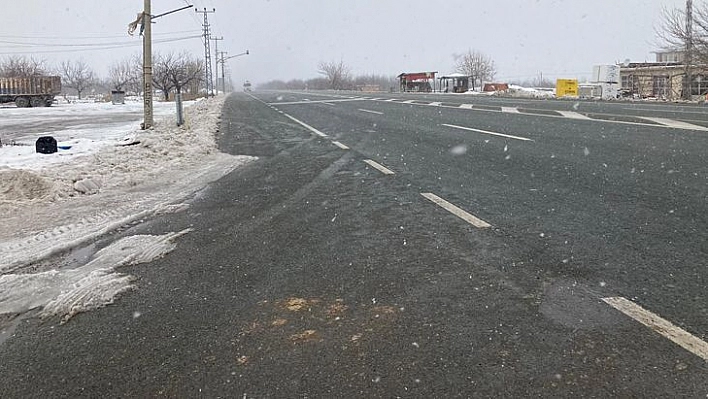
left=130, top=2, right=192, bottom=129
left=143, top=0, right=153, bottom=129
left=196, top=8, right=216, bottom=97
left=210, top=36, right=224, bottom=94
left=218, top=50, right=249, bottom=94
left=684, top=0, right=693, bottom=100
left=218, top=51, right=227, bottom=94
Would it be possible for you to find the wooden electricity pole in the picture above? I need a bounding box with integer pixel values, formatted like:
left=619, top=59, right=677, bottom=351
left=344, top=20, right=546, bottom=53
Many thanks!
left=143, top=0, right=153, bottom=128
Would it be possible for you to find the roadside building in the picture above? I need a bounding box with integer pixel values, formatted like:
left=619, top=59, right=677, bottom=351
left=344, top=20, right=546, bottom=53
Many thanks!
left=439, top=73, right=470, bottom=93
left=398, top=72, right=437, bottom=92
left=620, top=50, right=708, bottom=100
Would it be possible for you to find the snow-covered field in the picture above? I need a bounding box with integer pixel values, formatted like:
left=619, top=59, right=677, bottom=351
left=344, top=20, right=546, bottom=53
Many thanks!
left=0, top=97, right=255, bottom=324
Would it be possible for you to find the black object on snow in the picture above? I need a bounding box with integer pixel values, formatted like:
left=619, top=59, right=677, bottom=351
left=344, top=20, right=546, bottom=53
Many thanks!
left=36, top=136, right=58, bottom=154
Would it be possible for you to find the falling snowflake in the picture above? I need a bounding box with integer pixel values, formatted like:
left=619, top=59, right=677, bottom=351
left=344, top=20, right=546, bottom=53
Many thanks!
left=450, top=145, right=468, bottom=155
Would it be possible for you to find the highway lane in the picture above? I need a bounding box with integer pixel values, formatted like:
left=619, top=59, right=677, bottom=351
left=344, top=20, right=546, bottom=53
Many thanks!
left=225, top=93, right=708, bottom=395
left=261, top=91, right=708, bottom=357
left=0, top=92, right=705, bottom=397
left=274, top=89, right=708, bottom=129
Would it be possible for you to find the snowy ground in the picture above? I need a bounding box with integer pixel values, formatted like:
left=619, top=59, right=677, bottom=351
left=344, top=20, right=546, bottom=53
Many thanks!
left=0, top=97, right=255, bottom=325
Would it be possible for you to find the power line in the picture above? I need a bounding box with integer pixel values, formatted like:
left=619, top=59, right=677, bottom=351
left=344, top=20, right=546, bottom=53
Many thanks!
left=0, top=35, right=202, bottom=55
left=183, top=0, right=207, bottom=46
left=0, top=34, right=200, bottom=48
left=0, top=30, right=200, bottom=40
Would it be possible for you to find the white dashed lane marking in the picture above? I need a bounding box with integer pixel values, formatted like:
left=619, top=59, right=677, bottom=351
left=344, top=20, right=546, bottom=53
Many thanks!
left=558, top=111, right=592, bottom=120
left=602, top=297, right=708, bottom=361
left=363, top=159, right=395, bottom=175
left=421, top=193, right=491, bottom=228
left=282, top=113, right=328, bottom=138
left=332, top=141, right=349, bottom=150
left=502, top=107, right=519, bottom=113
left=358, top=109, right=384, bottom=115
left=441, top=123, right=533, bottom=142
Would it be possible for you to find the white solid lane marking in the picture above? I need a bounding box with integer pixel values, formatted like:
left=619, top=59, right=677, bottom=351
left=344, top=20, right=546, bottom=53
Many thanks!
left=386, top=99, right=397, bottom=102
left=459, top=104, right=474, bottom=109
left=558, top=111, right=592, bottom=120
left=283, top=113, right=328, bottom=137
left=332, top=141, right=349, bottom=150
left=502, top=107, right=519, bottom=113
left=323, top=102, right=336, bottom=106
left=403, top=100, right=416, bottom=104
left=602, top=297, right=708, bottom=361
left=363, top=159, right=395, bottom=175
left=421, top=193, right=491, bottom=228
left=358, top=109, right=383, bottom=115
left=429, top=102, right=442, bottom=106
left=441, top=123, right=533, bottom=142
left=640, top=117, right=708, bottom=131
left=623, top=106, right=706, bottom=115
left=268, top=98, right=365, bottom=106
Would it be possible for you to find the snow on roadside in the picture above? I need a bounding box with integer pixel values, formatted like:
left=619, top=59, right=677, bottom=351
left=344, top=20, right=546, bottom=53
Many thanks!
left=0, top=96, right=255, bottom=321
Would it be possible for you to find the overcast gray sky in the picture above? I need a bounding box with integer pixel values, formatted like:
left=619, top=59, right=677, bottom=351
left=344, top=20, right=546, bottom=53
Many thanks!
left=1, top=0, right=688, bottom=85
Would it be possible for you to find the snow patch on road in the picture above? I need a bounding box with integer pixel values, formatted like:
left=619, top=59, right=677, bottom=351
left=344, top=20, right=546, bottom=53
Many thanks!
left=0, top=229, right=191, bottom=322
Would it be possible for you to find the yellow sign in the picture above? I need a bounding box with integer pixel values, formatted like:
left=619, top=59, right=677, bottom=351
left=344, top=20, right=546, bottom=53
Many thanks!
left=556, top=79, right=579, bottom=97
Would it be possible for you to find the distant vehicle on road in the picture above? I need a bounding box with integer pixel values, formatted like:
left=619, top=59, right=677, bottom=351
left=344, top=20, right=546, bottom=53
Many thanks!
left=0, top=76, right=61, bottom=107
left=243, top=80, right=252, bottom=92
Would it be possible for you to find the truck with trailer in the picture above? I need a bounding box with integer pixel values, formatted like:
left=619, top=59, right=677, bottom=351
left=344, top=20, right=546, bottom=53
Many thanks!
left=0, top=76, right=61, bottom=107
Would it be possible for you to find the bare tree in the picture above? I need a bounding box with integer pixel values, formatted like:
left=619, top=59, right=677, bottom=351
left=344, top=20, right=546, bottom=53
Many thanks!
left=153, top=51, right=204, bottom=100
left=454, top=50, right=496, bottom=91
left=108, top=56, right=141, bottom=94
left=177, top=56, right=204, bottom=96
left=655, top=2, right=708, bottom=99
left=58, top=60, right=95, bottom=99
left=656, top=2, right=708, bottom=64
left=0, top=56, right=47, bottom=78
left=317, top=60, right=351, bottom=90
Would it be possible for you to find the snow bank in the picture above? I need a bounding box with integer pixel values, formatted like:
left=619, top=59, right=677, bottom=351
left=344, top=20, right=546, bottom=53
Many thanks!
left=507, top=84, right=555, bottom=98
left=0, top=96, right=255, bottom=321
left=0, top=169, right=56, bottom=201
left=463, top=85, right=556, bottom=98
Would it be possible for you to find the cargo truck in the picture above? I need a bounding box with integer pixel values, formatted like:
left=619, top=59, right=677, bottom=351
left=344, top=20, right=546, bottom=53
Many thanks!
left=0, top=76, right=61, bottom=107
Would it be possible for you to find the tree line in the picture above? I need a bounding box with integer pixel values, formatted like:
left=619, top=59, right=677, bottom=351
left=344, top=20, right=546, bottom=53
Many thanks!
left=259, top=50, right=497, bottom=92
left=259, top=60, right=398, bottom=91
left=0, top=52, right=209, bottom=101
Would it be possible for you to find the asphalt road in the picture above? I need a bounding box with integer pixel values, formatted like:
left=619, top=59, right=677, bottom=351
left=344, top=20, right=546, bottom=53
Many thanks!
left=0, top=91, right=706, bottom=397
